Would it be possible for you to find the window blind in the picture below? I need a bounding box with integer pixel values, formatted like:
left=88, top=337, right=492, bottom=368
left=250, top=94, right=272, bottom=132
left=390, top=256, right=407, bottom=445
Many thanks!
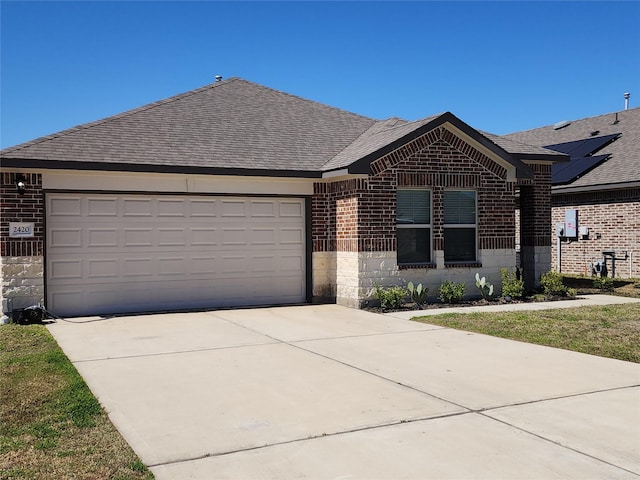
left=397, top=190, right=430, bottom=224
left=444, top=191, right=476, bottom=224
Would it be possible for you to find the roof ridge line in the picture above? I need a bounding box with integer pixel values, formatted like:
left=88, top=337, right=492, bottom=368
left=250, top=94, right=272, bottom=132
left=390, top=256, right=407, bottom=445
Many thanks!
left=238, top=78, right=378, bottom=123
left=1, top=79, right=239, bottom=154
left=502, top=106, right=640, bottom=136
left=372, top=115, right=442, bottom=134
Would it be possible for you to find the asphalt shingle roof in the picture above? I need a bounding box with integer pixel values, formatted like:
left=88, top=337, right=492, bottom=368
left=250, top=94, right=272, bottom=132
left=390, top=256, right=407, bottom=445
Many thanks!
left=322, top=116, right=439, bottom=171
left=1, top=78, right=377, bottom=174
left=2, top=77, right=564, bottom=177
left=481, top=132, right=567, bottom=159
left=502, top=107, right=640, bottom=190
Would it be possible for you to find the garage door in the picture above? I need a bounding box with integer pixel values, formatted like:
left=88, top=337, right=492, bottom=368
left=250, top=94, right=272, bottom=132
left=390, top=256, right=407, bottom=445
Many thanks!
left=46, top=193, right=306, bottom=317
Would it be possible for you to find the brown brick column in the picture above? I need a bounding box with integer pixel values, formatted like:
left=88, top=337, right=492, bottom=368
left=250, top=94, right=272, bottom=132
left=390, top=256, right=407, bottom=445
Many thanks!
left=519, top=164, right=552, bottom=289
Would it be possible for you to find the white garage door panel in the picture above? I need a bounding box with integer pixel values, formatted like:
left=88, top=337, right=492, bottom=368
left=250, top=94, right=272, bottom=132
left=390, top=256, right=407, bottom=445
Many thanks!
left=47, top=194, right=306, bottom=317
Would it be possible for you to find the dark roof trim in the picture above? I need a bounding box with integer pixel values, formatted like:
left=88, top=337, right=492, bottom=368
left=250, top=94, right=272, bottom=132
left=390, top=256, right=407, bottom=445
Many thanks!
left=512, top=152, right=571, bottom=162
left=344, top=112, right=537, bottom=179
left=552, top=180, right=640, bottom=194
left=0, top=158, right=323, bottom=179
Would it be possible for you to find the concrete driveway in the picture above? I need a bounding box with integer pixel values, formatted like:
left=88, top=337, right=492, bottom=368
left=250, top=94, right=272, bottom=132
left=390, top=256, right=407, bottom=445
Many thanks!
left=48, top=304, right=640, bottom=479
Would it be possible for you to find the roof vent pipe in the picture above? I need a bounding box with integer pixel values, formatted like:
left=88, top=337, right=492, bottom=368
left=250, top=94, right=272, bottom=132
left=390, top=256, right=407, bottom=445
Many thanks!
left=624, top=92, right=630, bottom=110
left=215, top=75, right=223, bottom=82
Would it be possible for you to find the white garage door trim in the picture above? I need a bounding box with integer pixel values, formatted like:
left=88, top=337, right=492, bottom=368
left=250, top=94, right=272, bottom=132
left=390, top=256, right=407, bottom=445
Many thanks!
left=46, top=193, right=307, bottom=317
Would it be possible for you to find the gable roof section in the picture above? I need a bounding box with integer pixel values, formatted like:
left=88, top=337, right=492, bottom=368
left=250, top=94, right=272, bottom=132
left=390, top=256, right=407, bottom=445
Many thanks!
left=1, top=78, right=376, bottom=177
left=502, top=107, right=640, bottom=191
left=321, top=115, right=440, bottom=172
left=1, top=78, right=563, bottom=180
left=325, top=112, right=564, bottom=179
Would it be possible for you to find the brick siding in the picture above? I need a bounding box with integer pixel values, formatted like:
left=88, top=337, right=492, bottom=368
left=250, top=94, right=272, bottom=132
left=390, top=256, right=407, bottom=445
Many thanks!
left=551, top=188, right=640, bottom=278
left=312, top=126, right=516, bottom=258
left=519, top=163, right=552, bottom=249
left=0, top=172, right=45, bottom=257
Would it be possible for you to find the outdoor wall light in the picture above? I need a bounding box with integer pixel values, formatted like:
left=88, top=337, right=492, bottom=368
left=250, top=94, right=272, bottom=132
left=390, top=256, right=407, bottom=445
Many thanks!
left=15, top=175, right=27, bottom=196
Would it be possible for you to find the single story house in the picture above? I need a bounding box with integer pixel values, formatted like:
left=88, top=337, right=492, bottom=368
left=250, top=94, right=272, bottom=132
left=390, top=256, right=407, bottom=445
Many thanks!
left=504, top=106, right=639, bottom=279
left=1, top=78, right=566, bottom=317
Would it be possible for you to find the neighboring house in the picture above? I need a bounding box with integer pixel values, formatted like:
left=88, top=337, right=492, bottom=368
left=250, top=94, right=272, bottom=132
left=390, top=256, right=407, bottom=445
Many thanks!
left=504, top=106, right=639, bottom=279
left=1, top=78, right=565, bottom=317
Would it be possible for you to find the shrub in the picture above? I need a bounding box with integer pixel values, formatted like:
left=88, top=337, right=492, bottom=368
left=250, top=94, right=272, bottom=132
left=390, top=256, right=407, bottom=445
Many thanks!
left=407, top=282, right=428, bottom=306
left=501, top=268, right=524, bottom=300
left=438, top=280, right=465, bottom=304
left=374, top=284, right=408, bottom=310
left=593, top=276, right=614, bottom=292
left=540, top=271, right=576, bottom=297
left=475, top=273, right=494, bottom=300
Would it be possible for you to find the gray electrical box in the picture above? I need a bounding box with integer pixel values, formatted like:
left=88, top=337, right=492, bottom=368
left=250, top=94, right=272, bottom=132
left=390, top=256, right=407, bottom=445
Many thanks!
left=579, top=226, right=589, bottom=238
left=564, top=209, right=578, bottom=237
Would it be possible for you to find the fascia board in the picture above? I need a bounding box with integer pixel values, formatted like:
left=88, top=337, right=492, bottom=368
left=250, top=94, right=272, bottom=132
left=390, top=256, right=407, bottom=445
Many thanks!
left=0, top=158, right=323, bottom=179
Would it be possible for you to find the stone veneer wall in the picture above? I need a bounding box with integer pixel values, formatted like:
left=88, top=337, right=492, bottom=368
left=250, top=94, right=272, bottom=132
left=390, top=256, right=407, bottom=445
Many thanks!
left=0, top=172, right=45, bottom=313
left=312, top=126, right=519, bottom=307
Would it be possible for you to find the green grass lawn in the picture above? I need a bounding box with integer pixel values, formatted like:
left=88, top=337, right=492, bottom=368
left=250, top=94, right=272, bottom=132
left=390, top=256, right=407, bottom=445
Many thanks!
left=412, top=302, right=640, bottom=363
left=0, top=324, right=154, bottom=480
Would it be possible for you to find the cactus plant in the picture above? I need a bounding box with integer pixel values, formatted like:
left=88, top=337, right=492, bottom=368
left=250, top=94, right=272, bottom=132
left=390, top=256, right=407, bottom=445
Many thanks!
left=475, top=272, right=494, bottom=300
left=407, top=282, right=428, bottom=306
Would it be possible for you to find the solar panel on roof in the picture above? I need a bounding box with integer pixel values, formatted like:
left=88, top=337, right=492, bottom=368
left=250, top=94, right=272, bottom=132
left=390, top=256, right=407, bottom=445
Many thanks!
left=545, top=132, right=621, bottom=185
left=545, top=133, right=620, bottom=158
left=551, top=154, right=609, bottom=184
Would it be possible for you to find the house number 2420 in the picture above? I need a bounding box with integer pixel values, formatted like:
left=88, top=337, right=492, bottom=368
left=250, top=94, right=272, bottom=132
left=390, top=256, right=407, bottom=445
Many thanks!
left=9, top=222, right=34, bottom=237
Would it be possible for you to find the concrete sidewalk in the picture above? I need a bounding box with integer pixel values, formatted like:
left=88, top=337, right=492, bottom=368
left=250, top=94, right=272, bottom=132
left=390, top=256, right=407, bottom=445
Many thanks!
left=48, top=300, right=640, bottom=479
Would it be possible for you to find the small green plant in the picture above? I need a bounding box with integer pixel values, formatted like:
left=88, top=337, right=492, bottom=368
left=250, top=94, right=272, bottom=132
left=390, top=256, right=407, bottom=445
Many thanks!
left=593, top=276, right=614, bottom=292
left=407, top=282, right=429, bottom=306
left=540, top=271, right=576, bottom=297
left=438, top=280, right=465, bottom=304
left=374, top=284, right=408, bottom=310
left=501, top=268, right=524, bottom=300
left=474, top=273, right=494, bottom=300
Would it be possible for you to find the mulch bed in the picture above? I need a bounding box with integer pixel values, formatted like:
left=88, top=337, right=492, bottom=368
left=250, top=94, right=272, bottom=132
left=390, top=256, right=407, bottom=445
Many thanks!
left=363, top=289, right=606, bottom=313
left=363, top=294, right=578, bottom=314
left=363, top=276, right=639, bottom=314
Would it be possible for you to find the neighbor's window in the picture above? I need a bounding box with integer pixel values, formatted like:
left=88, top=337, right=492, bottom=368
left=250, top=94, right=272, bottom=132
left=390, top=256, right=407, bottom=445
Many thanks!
left=444, top=190, right=477, bottom=262
left=397, top=189, right=431, bottom=264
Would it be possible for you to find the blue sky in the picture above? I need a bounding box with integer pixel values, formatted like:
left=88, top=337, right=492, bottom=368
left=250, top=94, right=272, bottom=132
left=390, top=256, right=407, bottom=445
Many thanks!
left=1, top=1, right=639, bottom=148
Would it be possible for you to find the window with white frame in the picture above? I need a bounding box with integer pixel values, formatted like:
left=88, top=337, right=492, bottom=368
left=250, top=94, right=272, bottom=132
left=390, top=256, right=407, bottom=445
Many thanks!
left=396, top=189, right=431, bottom=264
left=444, top=190, right=477, bottom=262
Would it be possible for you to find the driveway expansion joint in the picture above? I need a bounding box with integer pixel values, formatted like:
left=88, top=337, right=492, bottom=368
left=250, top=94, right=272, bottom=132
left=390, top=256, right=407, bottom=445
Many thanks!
left=146, top=409, right=474, bottom=469
left=479, top=410, right=640, bottom=477
left=477, top=383, right=640, bottom=414
left=71, top=340, right=280, bottom=363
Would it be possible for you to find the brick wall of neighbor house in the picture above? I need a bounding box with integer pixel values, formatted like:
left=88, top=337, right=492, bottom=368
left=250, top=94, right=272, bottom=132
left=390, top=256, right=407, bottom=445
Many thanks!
left=551, top=188, right=640, bottom=278
left=312, top=126, right=518, bottom=307
left=0, top=172, right=45, bottom=314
